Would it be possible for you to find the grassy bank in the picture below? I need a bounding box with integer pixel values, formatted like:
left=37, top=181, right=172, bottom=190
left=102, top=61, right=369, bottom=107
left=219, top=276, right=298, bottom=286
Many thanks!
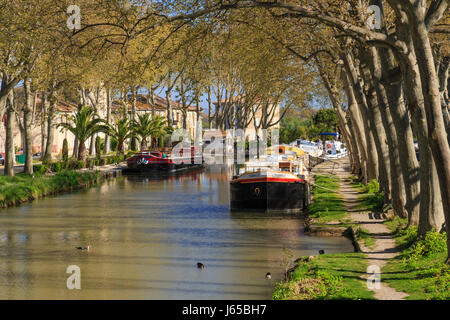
left=308, top=174, right=348, bottom=224
left=383, top=218, right=449, bottom=300
left=274, top=173, right=375, bottom=300
left=0, top=171, right=101, bottom=208
left=273, top=253, right=375, bottom=300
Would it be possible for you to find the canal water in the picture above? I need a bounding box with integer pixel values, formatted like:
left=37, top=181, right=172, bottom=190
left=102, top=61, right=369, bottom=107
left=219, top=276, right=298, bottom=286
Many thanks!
left=0, top=166, right=353, bottom=299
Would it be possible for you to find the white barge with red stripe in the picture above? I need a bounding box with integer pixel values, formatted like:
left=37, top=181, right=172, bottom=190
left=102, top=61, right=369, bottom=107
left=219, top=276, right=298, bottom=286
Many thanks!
left=230, top=170, right=309, bottom=213
left=230, top=145, right=310, bottom=213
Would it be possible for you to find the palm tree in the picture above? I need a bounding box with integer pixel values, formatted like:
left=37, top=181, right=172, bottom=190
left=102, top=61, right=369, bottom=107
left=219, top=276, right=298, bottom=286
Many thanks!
left=58, top=106, right=106, bottom=163
left=132, top=114, right=169, bottom=150
left=149, top=115, right=172, bottom=148
left=103, top=115, right=134, bottom=156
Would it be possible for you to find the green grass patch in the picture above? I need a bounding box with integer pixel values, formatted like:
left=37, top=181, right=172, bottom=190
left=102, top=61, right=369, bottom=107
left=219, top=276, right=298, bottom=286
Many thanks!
left=382, top=218, right=449, bottom=300
left=0, top=171, right=100, bottom=208
left=273, top=253, right=375, bottom=300
left=356, top=228, right=376, bottom=249
left=348, top=177, right=385, bottom=212
left=308, top=174, right=347, bottom=223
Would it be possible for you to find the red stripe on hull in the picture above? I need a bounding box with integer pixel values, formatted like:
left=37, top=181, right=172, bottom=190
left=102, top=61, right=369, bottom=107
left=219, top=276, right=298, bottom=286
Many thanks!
left=236, top=178, right=306, bottom=184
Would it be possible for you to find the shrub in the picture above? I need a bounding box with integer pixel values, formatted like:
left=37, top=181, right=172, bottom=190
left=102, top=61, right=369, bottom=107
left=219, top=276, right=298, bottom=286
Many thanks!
left=62, top=139, right=69, bottom=163
left=403, top=231, right=447, bottom=267
left=85, top=159, right=94, bottom=168
left=67, top=160, right=84, bottom=170
left=33, top=164, right=47, bottom=175
left=363, top=179, right=380, bottom=194
left=273, top=268, right=351, bottom=300
left=77, top=160, right=85, bottom=169
left=50, top=162, right=62, bottom=173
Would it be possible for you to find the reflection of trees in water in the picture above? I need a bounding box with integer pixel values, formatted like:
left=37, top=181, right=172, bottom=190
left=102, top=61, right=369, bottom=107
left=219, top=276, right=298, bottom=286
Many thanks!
left=204, top=165, right=234, bottom=205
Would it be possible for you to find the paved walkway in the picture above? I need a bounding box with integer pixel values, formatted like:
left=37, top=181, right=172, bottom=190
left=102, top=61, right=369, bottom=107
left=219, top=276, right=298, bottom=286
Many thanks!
left=312, top=158, right=408, bottom=300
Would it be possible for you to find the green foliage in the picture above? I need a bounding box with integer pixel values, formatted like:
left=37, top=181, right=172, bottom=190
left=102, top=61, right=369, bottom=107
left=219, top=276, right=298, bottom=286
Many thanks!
left=363, top=179, right=379, bottom=194
left=50, top=162, right=62, bottom=173
left=67, top=160, right=85, bottom=170
left=383, top=220, right=449, bottom=300
left=279, top=108, right=339, bottom=144
left=402, top=231, right=447, bottom=268
left=132, top=114, right=170, bottom=150
left=33, top=164, right=47, bottom=175
left=58, top=106, right=108, bottom=160
left=351, top=178, right=384, bottom=212
left=280, top=117, right=308, bottom=143
left=103, top=116, right=134, bottom=154
left=386, top=217, right=418, bottom=248
left=312, top=108, right=339, bottom=133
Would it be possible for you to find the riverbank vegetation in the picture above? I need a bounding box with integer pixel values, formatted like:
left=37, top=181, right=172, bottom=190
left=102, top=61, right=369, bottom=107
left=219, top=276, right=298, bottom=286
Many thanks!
left=383, top=218, right=449, bottom=300
left=273, top=253, right=375, bottom=300
left=0, top=171, right=101, bottom=208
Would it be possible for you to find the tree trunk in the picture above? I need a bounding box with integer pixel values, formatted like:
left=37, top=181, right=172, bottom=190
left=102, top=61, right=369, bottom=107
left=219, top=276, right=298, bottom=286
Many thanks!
left=341, top=68, right=369, bottom=183
left=359, top=56, right=390, bottom=200
left=78, top=142, right=87, bottom=164
left=342, top=50, right=378, bottom=181
left=23, top=78, right=34, bottom=175
left=40, top=92, right=47, bottom=160
left=43, top=92, right=57, bottom=163
left=130, top=86, right=137, bottom=150
left=346, top=116, right=362, bottom=175
left=395, top=19, right=445, bottom=235
left=104, top=88, right=112, bottom=154
left=403, top=5, right=450, bottom=262
left=365, top=47, right=408, bottom=218
left=166, top=89, right=173, bottom=126
left=149, top=88, right=156, bottom=117
left=377, top=47, right=420, bottom=225
left=4, top=90, right=15, bottom=177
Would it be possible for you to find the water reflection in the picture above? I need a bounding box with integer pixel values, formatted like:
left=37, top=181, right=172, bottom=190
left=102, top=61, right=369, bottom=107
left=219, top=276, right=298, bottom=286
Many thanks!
left=0, top=166, right=353, bottom=299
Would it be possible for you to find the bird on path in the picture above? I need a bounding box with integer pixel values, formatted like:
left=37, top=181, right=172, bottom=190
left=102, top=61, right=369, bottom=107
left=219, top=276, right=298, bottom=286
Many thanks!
left=265, top=272, right=272, bottom=280
left=76, top=245, right=91, bottom=251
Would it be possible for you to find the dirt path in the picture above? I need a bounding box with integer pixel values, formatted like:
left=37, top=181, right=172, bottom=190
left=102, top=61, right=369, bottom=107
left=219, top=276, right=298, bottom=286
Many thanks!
left=312, top=158, right=408, bottom=300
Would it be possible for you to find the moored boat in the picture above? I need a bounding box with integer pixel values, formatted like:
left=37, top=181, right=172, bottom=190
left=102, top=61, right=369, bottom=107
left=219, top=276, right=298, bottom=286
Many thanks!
left=230, top=145, right=310, bottom=213
left=126, top=147, right=203, bottom=173
left=230, top=170, right=308, bottom=213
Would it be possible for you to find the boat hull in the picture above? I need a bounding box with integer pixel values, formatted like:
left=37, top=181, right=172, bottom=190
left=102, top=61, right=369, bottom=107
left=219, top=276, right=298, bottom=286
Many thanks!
left=128, top=162, right=203, bottom=173
left=127, top=151, right=203, bottom=173
left=230, top=179, right=308, bottom=213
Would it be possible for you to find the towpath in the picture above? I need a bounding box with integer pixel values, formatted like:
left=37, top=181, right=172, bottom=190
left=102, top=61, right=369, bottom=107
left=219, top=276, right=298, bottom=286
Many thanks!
left=311, top=157, right=408, bottom=300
